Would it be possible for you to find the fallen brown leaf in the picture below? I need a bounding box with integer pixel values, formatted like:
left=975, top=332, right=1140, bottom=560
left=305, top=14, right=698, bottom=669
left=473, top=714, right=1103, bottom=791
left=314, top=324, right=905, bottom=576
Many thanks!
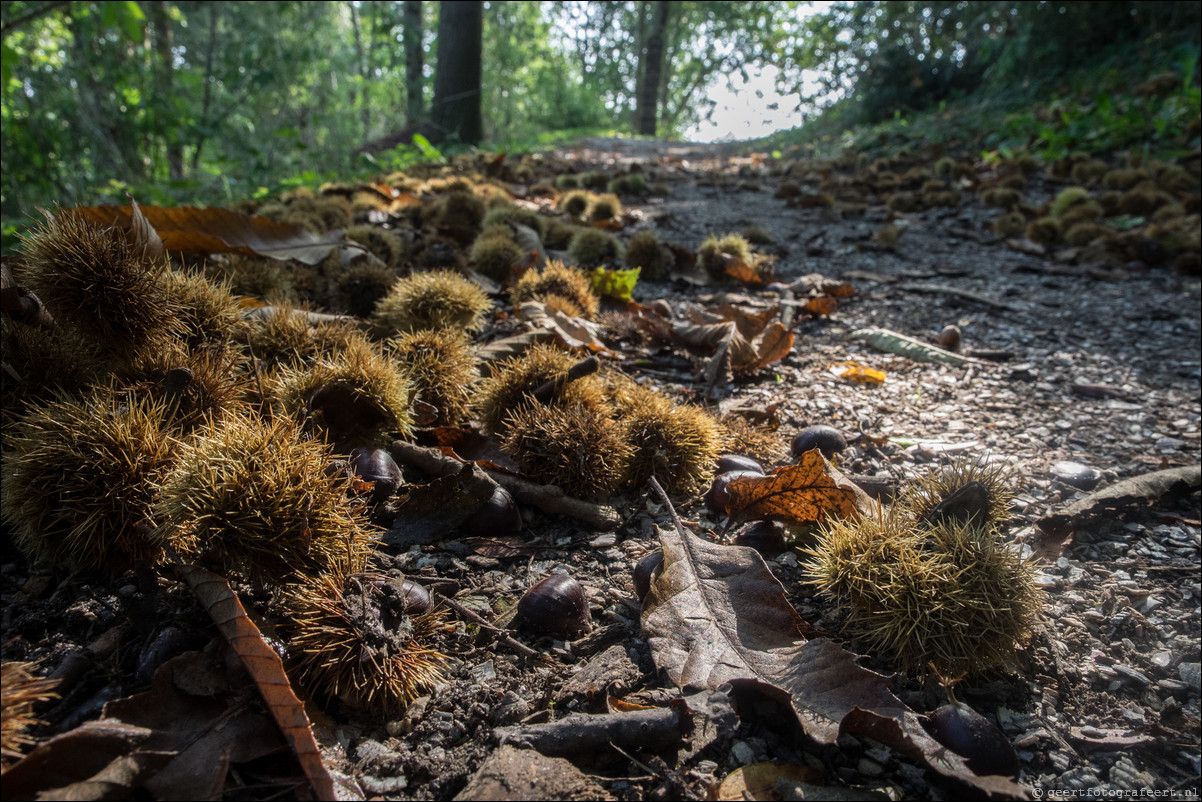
left=724, top=451, right=860, bottom=526
left=61, top=204, right=346, bottom=265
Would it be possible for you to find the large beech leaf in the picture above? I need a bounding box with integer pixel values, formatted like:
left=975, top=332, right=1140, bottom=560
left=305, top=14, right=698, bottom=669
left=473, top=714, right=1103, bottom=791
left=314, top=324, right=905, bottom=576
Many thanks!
left=725, top=450, right=861, bottom=525
left=640, top=488, right=1025, bottom=799
left=61, top=204, right=346, bottom=265
left=640, top=524, right=807, bottom=691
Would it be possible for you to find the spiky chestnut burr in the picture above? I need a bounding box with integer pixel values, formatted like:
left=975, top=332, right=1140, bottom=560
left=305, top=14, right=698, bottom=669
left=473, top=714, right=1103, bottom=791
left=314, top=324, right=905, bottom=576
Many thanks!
left=567, top=228, right=622, bottom=267
left=371, top=269, right=492, bottom=335
left=344, top=225, right=405, bottom=270
left=0, top=319, right=100, bottom=426
left=1, top=388, right=178, bottom=574
left=388, top=327, right=475, bottom=426
left=1, top=661, right=59, bottom=770
left=624, top=229, right=674, bottom=281
left=116, top=346, right=248, bottom=435
left=163, top=270, right=247, bottom=351
left=18, top=212, right=185, bottom=368
left=803, top=504, right=1041, bottom=677
left=509, top=260, right=600, bottom=321
left=285, top=572, right=450, bottom=712
left=697, top=233, right=753, bottom=280
left=273, top=336, right=414, bottom=449
left=616, top=385, right=721, bottom=496
left=469, top=234, right=525, bottom=282
left=502, top=403, right=631, bottom=499
left=330, top=259, right=399, bottom=318
left=152, top=413, right=376, bottom=585
left=901, top=458, right=1014, bottom=532
left=472, top=343, right=608, bottom=436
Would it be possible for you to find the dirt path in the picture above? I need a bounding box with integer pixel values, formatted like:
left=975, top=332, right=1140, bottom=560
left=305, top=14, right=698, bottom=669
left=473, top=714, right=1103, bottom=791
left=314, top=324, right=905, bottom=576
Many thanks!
left=2, top=136, right=1198, bottom=801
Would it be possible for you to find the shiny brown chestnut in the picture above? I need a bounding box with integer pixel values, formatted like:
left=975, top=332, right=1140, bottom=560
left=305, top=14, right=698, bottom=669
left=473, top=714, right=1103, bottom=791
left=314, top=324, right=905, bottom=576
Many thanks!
left=349, top=447, right=403, bottom=503
left=733, top=520, right=787, bottom=557
left=460, top=486, right=522, bottom=536
left=515, top=574, right=591, bottom=637
left=790, top=425, right=847, bottom=461
left=924, top=702, right=1019, bottom=778
left=705, top=470, right=761, bottom=515
left=937, top=324, right=962, bottom=352
left=632, top=550, right=665, bottom=603
left=716, top=454, right=765, bottom=475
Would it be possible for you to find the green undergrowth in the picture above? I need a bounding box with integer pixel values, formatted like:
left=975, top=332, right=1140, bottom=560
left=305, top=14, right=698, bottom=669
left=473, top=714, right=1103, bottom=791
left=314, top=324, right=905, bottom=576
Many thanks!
left=759, top=37, right=1201, bottom=165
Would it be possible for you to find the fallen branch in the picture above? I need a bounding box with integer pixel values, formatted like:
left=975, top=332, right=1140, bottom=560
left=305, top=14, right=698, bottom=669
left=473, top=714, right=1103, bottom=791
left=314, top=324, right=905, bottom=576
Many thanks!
left=389, top=440, right=622, bottom=530
left=900, top=281, right=1022, bottom=311
left=433, top=592, right=543, bottom=662
left=495, top=703, right=691, bottom=757
left=851, top=327, right=983, bottom=367
left=1036, top=464, right=1201, bottom=539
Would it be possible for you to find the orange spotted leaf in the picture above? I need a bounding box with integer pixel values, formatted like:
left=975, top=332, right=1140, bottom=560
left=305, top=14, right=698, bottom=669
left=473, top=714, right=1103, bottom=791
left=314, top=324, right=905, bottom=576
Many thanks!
left=725, top=450, right=859, bottom=526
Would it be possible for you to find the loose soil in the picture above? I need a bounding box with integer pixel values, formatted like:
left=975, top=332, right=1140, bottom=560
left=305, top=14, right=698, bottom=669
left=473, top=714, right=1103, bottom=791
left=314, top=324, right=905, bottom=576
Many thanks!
left=2, top=136, right=1199, bottom=801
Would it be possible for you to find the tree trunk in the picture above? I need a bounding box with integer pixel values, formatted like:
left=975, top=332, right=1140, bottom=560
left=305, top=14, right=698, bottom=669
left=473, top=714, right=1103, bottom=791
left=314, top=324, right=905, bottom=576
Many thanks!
left=635, top=0, right=669, bottom=136
left=150, top=1, right=183, bottom=180
left=404, top=0, right=424, bottom=123
left=430, top=0, right=482, bottom=144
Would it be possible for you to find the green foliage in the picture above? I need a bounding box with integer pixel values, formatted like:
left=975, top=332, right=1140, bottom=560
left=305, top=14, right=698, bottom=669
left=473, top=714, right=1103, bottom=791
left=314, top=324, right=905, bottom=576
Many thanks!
left=589, top=266, right=640, bottom=301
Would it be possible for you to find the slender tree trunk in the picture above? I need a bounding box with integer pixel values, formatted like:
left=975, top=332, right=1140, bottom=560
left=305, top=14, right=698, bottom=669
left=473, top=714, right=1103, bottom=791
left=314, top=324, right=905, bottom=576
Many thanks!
left=635, top=0, right=669, bottom=136
left=190, top=3, right=218, bottom=172
left=430, top=0, right=482, bottom=144
left=349, top=1, right=370, bottom=139
left=633, top=1, right=648, bottom=126
left=404, top=0, right=424, bottom=122
left=150, top=0, right=183, bottom=179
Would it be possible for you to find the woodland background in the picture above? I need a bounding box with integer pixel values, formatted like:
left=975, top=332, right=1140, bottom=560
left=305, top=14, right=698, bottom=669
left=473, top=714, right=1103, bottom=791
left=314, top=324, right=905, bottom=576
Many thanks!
left=1, top=0, right=1200, bottom=249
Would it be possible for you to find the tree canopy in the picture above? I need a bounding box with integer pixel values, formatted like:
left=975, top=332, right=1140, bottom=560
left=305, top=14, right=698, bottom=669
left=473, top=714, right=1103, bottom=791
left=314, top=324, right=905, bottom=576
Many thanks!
left=1, top=0, right=1198, bottom=238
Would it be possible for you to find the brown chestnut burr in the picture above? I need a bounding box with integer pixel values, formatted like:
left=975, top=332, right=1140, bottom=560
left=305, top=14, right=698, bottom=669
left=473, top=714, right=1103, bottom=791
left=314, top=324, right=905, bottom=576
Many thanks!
left=632, top=550, right=665, bottom=603
left=716, top=454, right=765, bottom=475
left=790, top=425, right=847, bottom=461
left=460, top=486, right=522, bottom=536
left=349, top=446, right=403, bottom=503
left=515, top=574, right=592, bottom=637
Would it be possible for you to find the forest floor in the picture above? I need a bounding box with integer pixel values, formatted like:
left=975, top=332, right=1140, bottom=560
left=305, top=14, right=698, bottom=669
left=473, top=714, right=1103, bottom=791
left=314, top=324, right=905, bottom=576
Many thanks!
left=2, top=135, right=1200, bottom=801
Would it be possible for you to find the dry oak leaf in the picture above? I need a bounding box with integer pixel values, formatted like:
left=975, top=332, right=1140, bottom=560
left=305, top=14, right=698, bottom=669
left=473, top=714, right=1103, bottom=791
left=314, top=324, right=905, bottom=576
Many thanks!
left=802, top=296, right=838, bottom=317
left=725, top=450, right=861, bottom=526
left=61, top=204, right=347, bottom=265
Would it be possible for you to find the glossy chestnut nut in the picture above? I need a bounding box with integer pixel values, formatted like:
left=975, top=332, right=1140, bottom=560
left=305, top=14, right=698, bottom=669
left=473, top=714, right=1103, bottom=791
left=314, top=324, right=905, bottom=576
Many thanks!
left=515, top=574, right=591, bottom=637
left=460, top=486, right=522, bottom=536
left=924, top=702, right=1019, bottom=778
left=733, top=520, right=787, bottom=557
left=390, top=577, right=432, bottom=616
left=705, top=470, right=761, bottom=515
left=349, top=447, right=402, bottom=503
left=937, top=325, right=962, bottom=352
left=632, top=550, right=665, bottom=603
left=790, top=425, right=847, bottom=461
left=715, top=454, right=765, bottom=475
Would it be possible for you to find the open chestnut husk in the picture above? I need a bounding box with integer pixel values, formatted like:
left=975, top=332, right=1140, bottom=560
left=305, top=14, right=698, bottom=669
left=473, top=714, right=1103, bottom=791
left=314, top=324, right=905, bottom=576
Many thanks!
left=790, top=425, right=847, bottom=461
left=515, top=574, right=591, bottom=637
left=923, top=702, right=1019, bottom=778
left=349, top=446, right=403, bottom=503
left=632, top=550, right=665, bottom=603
